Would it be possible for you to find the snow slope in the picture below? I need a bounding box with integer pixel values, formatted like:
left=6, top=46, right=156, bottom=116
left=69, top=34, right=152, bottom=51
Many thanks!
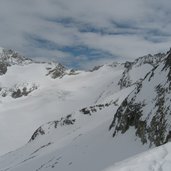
left=104, top=142, right=171, bottom=171
left=0, top=57, right=125, bottom=155
left=0, top=96, right=148, bottom=171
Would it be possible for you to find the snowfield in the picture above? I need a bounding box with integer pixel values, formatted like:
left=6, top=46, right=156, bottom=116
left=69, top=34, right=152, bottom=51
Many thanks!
left=0, top=63, right=124, bottom=155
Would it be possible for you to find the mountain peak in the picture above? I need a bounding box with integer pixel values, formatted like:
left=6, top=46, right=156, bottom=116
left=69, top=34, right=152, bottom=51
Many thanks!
left=0, top=48, right=32, bottom=66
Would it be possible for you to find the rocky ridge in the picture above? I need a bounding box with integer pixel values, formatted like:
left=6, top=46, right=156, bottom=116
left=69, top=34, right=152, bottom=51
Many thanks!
left=118, top=52, right=166, bottom=89
left=110, top=52, right=171, bottom=146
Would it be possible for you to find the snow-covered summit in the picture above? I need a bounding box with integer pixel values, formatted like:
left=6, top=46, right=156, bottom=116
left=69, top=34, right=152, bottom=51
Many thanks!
left=0, top=48, right=32, bottom=66
left=134, top=52, right=165, bottom=67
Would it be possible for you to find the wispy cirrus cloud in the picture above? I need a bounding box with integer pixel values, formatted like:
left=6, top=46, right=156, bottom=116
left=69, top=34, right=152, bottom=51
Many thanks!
left=0, top=0, right=171, bottom=68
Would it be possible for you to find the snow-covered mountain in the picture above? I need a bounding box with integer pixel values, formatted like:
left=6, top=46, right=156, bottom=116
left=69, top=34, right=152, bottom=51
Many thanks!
left=109, top=50, right=171, bottom=147
left=0, top=47, right=127, bottom=156
left=0, top=48, right=78, bottom=99
left=0, top=47, right=170, bottom=171
left=118, top=52, right=165, bottom=89
left=0, top=48, right=32, bottom=67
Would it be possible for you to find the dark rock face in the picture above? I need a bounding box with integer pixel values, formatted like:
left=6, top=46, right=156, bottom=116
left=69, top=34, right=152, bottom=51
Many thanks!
left=110, top=53, right=171, bottom=147
left=46, top=63, right=66, bottom=79
left=124, top=61, right=133, bottom=69
left=29, top=127, right=45, bottom=142
left=11, top=86, right=38, bottom=99
left=29, top=115, right=76, bottom=142
left=90, top=65, right=102, bottom=72
left=109, top=95, right=147, bottom=144
left=0, top=84, right=38, bottom=99
left=11, top=89, right=23, bottom=98
left=0, top=62, right=7, bottom=75
left=80, top=100, right=118, bottom=115
left=118, top=62, right=133, bottom=89
left=162, top=53, right=171, bottom=81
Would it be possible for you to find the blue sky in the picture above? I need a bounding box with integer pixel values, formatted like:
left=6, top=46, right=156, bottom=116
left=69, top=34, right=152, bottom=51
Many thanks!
left=0, top=0, right=171, bottom=69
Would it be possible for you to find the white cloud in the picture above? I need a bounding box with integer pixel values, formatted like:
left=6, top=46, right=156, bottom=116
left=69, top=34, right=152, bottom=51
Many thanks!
left=0, top=0, right=171, bottom=68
